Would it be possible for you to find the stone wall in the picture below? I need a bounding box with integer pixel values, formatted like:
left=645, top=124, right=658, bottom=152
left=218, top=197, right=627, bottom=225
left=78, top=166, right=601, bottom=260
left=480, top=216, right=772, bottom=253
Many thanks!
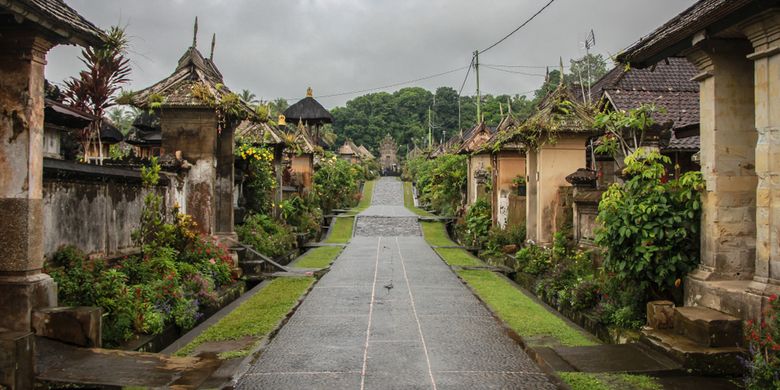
left=42, top=159, right=185, bottom=259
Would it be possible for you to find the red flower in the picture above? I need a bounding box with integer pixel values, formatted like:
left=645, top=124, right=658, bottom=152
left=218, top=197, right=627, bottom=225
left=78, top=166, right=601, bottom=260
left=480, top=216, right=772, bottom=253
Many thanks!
left=769, top=294, right=777, bottom=303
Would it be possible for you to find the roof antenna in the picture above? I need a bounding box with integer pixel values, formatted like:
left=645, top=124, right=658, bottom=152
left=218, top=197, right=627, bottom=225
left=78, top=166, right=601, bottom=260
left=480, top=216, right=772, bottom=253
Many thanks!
left=192, top=17, right=198, bottom=48
left=210, top=33, right=216, bottom=61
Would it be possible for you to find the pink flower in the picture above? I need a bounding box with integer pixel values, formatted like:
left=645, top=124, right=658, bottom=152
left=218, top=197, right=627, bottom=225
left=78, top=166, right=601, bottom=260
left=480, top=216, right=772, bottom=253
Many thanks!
left=209, top=258, right=216, bottom=264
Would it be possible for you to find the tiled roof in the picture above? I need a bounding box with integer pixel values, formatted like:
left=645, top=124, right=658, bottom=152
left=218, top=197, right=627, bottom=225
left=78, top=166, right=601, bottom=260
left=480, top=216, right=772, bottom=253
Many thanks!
left=606, top=90, right=699, bottom=129
left=590, top=57, right=700, bottom=130
left=665, top=134, right=700, bottom=152
left=592, top=57, right=698, bottom=97
left=3, top=0, right=105, bottom=46
left=616, top=0, right=758, bottom=66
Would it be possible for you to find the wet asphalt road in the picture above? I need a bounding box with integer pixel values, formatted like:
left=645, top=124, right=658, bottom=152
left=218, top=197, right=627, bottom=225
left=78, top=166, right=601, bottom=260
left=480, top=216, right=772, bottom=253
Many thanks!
left=236, top=178, right=555, bottom=389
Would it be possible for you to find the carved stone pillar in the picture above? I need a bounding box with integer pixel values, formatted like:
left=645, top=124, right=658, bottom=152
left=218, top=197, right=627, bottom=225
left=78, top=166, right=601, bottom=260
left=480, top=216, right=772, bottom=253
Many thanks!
left=686, top=39, right=757, bottom=282
left=0, top=26, right=58, bottom=333
left=742, top=10, right=780, bottom=288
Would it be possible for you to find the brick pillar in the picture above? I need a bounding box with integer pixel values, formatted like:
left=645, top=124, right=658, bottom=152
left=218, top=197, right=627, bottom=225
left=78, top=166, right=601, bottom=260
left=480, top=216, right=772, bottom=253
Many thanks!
left=743, top=10, right=780, bottom=287
left=0, top=26, right=58, bottom=333
left=686, top=40, right=757, bottom=281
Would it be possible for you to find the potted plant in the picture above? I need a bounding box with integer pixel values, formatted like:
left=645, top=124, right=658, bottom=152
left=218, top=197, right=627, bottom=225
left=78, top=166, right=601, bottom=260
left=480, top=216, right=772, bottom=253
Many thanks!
left=512, top=175, right=527, bottom=196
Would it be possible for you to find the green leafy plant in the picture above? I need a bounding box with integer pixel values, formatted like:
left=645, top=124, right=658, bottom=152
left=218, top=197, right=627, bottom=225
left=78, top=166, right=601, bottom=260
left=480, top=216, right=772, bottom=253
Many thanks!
left=463, top=199, right=491, bottom=247
left=595, top=149, right=703, bottom=298
left=314, top=153, right=360, bottom=213
left=237, top=213, right=297, bottom=258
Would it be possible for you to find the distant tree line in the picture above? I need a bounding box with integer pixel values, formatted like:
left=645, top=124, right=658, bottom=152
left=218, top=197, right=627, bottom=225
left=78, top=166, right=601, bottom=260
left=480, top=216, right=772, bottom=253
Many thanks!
left=329, top=54, right=608, bottom=154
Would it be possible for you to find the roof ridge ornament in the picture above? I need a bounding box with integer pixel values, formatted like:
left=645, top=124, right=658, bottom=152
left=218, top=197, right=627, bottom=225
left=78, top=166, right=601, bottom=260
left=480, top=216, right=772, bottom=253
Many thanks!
left=306, top=87, right=313, bottom=97
left=210, top=33, right=216, bottom=61
left=192, top=17, right=198, bottom=48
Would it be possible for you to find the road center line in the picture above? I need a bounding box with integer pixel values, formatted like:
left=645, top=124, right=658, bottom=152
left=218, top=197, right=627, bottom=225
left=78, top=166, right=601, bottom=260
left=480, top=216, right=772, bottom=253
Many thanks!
left=396, top=237, right=438, bottom=390
left=359, top=236, right=382, bottom=390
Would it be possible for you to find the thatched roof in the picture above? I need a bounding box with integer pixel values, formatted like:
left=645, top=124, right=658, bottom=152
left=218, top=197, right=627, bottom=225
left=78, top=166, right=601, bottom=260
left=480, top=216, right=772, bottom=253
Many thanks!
left=1, top=0, right=105, bottom=47
left=338, top=141, right=357, bottom=156
left=284, top=89, right=334, bottom=125
left=292, top=121, right=317, bottom=154
left=126, top=111, right=161, bottom=146
left=357, top=145, right=374, bottom=160
left=489, top=83, right=596, bottom=150
left=131, top=30, right=255, bottom=120
left=235, top=120, right=285, bottom=145
left=457, top=122, right=495, bottom=155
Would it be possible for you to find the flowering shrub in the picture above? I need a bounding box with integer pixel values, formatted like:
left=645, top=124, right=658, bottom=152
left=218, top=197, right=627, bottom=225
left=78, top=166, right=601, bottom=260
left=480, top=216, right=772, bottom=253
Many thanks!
left=314, top=153, right=359, bottom=213
left=743, top=295, right=780, bottom=389
left=236, top=141, right=276, bottom=214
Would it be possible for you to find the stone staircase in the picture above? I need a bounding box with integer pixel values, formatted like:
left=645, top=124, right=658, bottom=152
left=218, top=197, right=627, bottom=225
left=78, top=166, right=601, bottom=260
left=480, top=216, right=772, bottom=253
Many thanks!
left=641, top=305, right=746, bottom=376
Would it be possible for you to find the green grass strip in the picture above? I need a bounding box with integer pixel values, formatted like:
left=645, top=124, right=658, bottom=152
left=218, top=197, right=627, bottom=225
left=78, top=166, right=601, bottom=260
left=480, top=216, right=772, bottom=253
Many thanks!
left=175, top=277, right=314, bottom=357
left=292, top=246, right=343, bottom=269
left=435, top=247, right=483, bottom=267
left=354, top=180, right=375, bottom=211
left=403, top=181, right=432, bottom=216
left=420, top=221, right=456, bottom=246
left=559, top=373, right=661, bottom=390
left=457, top=269, right=596, bottom=347
left=325, top=216, right=354, bottom=243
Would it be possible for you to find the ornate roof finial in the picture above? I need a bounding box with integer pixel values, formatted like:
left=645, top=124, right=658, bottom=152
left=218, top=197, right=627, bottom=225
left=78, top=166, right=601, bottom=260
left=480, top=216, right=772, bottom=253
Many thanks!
left=306, top=87, right=313, bottom=97
left=192, top=17, right=198, bottom=48
left=210, top=33, right=216, bottom=60
left=559, top=57, right=564, bottom=86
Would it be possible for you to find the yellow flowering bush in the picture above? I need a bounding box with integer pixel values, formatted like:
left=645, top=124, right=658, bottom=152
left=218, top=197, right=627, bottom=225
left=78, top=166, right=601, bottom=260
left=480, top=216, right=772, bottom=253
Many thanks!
left=236, top=140, right=276, bottom=214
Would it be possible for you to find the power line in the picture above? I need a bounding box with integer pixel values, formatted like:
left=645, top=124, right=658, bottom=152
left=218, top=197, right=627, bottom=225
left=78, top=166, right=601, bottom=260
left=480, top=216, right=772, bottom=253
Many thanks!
left=479, top=0, right=557, bottom=54
left=483, top=63, right=570, bottom=69
left=458, top=57, right=475, bottom=97
left=482, top=65, right=546, bottom=77
left=309, top=66, right=469, bottom=100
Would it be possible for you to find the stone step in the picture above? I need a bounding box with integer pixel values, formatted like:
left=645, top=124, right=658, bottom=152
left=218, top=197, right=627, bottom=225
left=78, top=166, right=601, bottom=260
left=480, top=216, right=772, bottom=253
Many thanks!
left=673, top=306, right=742, bottom=348
left=548, top=343, right=683, bottom=374
left=640, top=328, right=745, bottom=376
left=35, top=337, right=220, bottom=388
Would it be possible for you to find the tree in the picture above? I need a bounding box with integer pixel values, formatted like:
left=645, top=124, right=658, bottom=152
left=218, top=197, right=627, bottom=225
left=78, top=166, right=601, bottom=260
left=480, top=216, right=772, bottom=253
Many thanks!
left=239, top=89, right=258, bottom=106
left=269, top=98, right=289, bottom=119
left=64, top=26, right=131, bottom=164
left=107, top=106, right=141, bottom=135
left=569, top=53, right=608, bottom=88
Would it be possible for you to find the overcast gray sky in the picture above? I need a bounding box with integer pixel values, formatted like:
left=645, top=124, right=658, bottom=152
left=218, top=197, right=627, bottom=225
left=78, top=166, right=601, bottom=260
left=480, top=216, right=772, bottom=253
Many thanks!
left=46, top=0, right=695, bottom=109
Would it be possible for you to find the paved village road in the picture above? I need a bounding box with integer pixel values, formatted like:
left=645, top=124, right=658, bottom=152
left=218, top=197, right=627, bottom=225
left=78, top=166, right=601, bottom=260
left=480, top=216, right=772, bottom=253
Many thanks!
left=236, top=178, right=555, bottom=389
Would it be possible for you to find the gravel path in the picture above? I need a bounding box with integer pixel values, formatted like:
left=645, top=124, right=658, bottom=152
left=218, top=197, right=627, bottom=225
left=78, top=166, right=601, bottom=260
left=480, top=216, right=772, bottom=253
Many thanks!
left=236, top=178, right=554, bottom=389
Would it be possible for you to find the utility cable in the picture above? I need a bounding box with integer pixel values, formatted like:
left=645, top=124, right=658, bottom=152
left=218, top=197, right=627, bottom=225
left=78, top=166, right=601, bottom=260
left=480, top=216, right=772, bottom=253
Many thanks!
left=478, top=0, right=557, bottom=55
left=482, top=65, right=546, bottom=77
left=311, top=66, right=469, bottom=100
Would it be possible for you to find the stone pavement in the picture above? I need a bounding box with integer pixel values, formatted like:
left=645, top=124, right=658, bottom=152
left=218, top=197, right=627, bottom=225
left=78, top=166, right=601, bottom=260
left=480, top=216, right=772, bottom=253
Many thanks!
left=236, top=178, right=555, bottom=389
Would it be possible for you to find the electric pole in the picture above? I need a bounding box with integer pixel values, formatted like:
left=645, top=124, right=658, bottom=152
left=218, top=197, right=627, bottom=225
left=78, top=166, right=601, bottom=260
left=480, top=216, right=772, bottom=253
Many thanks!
left=428, top=107, right=432, bottom=148
left=474, top=50, right=481, bottom=124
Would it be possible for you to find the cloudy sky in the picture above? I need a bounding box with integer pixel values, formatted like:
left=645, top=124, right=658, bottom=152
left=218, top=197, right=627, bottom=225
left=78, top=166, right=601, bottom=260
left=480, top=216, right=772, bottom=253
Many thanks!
left=46, top=0, right=695, bottom=108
